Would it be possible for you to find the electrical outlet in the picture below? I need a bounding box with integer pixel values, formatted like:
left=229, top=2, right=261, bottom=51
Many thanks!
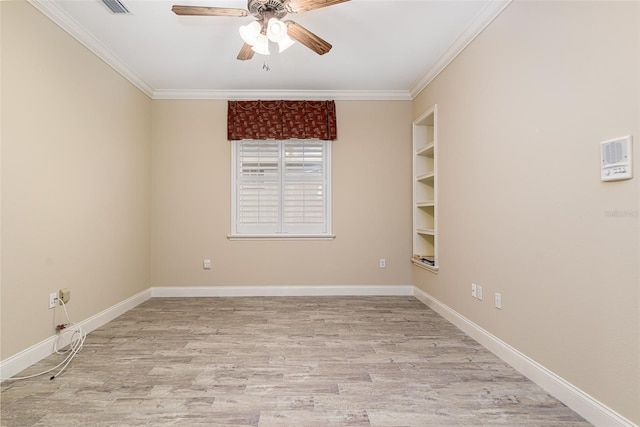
left=203, top=259, right=212, bottom=270
left=477, top=285, right=483, bottom=300
left=59, top=288, right=70, bottom=304
left=379, top=259, right=386, bottom=268
left=495, top=292, right=502, bottom=309
left=49, top=293, right=57, bottom=309
left=471, top=283, right=477, bottom=298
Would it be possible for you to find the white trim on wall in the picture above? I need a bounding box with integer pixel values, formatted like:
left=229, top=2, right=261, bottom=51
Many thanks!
left=408, top=0, right=511, bottom=98
left=27, top=0, right=155, bottom=98
left=150, top=285, right=414, bottom=298
left=26, top=0, right=508, bottom=101
left=0, top=289, right=151, bottom=381
left=412, top=287, right=637, bottom=427
left=0, top=285, right=411, bottom=381
left=2, top=285, right=636, bottom=426
left=152, top=89, right=412, bottom=101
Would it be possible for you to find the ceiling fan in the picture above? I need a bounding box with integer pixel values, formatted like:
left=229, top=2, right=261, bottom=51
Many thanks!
left=172, top=0, right=349, bottom=60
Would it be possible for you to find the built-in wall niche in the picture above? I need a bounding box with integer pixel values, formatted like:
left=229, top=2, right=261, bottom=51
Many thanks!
left=412, top=105, right=438, bottom=272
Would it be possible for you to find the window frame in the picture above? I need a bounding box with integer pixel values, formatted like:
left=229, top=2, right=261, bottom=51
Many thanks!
left=229, top=139, right=334, bottom=241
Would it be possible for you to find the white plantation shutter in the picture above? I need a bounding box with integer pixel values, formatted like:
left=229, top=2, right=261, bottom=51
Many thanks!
left=237, top=141, right=280, bottom=232
left=232, top=139, right=331, bottom=237
left=283, top=141, right=325, bottom=231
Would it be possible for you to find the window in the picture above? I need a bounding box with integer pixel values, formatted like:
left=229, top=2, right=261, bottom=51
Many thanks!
left=230, top=139, right=332, bottom=239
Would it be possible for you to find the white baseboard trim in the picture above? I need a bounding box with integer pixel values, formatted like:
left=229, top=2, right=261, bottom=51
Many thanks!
left=0, top=288, right=151, bottom=381
left=412, top=287, right=636, bottom=427
left=150, top=285, right=414, bottom=298
left=3, top=285, right=634, bottom=426
left=1, top=285, right=408, bottom=380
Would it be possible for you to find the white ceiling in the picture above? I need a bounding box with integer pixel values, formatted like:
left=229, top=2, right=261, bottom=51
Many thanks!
left=29, top=0, right=510, bottom=100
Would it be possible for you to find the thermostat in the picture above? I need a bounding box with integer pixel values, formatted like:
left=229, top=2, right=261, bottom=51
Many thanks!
left=601, top=135, right=632, bottom=181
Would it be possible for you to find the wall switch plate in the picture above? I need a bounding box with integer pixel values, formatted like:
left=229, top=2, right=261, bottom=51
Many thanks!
left=471, top=283, right=477, bottom=298
left=495, top=292, right=502, bottom=309
left=477, top=285, right=483, bottom=300
left=49, top=293, right=57, bottom=309
left=379, top=259, right=386, bottom=268
left=203, top=259, right=211, bottom=270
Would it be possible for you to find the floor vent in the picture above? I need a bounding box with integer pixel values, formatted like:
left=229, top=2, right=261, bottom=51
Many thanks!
left=101, top=0, right=131, bottom=14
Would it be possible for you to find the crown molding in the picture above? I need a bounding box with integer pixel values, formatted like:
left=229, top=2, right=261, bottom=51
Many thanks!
left=28, top=0, right=508, bottom=102
left=409, top=0, right=512, bottom=99
left=26, top=0, right=411, bottom=101
left=151, top=89, right=412, bottom=101
left=27, top=0, right=155, bottom=98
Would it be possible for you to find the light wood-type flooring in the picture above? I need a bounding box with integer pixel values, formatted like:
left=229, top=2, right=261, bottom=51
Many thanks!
left=1, top=296, right=590, bottom=426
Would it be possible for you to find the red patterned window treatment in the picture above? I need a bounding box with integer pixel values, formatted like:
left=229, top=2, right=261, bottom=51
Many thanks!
left=227, top=100, right=337, bottom=141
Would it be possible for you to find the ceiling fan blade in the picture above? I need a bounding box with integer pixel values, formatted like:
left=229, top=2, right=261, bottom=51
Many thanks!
left=286, top=0, right=350, bottom=13
left=285, top=21, right=332, bottom=55
left=172, top=5, right=249, bottom=17
left=237, top=43, right=255, bottom=61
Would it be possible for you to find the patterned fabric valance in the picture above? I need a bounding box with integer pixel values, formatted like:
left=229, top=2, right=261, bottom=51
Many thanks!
left=227, top=100, right=337, bottom=141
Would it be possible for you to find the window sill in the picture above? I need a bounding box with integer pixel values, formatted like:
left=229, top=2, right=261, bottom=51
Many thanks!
left=228, top=234, right=336, bottom=241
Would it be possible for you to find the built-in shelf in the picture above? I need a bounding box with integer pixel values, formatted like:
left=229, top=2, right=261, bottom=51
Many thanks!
left=416, top=201, right=435, bottom=208
left=416, top=143, right=434, bottom=156
left=416, top=228, right=435, bottom=236
left=416, top=172, right=435, bottom=182
left=412, top=254, right=436, bottom=270
left=412, top=105, right=438, bottom=272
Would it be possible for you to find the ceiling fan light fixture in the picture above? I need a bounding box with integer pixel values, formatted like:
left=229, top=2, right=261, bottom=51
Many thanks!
left=239, top=21, right=261, bottom=45
left=175, top=0, right=347, bottom=61
left=251, top=33, right=270, bottom=55
left=277, top=35, right=296, bottom=53
left=266, top=17, right=287, bottom=42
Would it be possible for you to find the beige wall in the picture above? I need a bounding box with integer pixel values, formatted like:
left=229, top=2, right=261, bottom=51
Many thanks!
left=3, top=0, right=638, bottom=423
left=151, top=100, right=414, bottom=287
left=1, top=1, right=152, bottom=359
left=413, top=1, right=639, bottom=423
left=1, top=0, right=413, bottom=363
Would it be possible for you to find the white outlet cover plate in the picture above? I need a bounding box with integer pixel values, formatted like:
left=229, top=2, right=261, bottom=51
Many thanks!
left=49, top=293, right=57, bottom=309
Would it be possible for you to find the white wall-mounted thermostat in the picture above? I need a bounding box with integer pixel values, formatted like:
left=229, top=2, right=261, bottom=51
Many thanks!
left=601, top=135, right=632, bottom=181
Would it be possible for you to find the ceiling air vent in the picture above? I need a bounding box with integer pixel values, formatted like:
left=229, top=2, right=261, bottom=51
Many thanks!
left=101, top=0, right=131, bottom=14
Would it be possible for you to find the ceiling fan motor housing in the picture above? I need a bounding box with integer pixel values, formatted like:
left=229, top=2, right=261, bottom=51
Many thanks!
left=248, top=0, right=288, bottom=20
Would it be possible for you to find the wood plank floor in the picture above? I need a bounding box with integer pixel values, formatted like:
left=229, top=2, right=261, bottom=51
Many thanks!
left=1, top=296, right=590, bottom=426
